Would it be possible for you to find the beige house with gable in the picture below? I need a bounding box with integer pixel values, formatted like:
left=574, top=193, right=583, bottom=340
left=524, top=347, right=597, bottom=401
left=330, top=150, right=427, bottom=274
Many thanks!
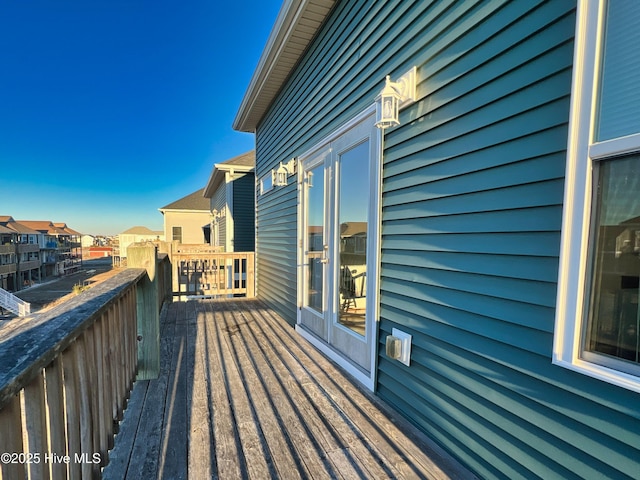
left=159, top=189, right=211, bottom=245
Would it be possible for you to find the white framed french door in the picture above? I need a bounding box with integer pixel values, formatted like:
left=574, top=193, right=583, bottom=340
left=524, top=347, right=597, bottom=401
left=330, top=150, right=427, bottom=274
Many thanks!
left=296, top=107, right=381, bottom=390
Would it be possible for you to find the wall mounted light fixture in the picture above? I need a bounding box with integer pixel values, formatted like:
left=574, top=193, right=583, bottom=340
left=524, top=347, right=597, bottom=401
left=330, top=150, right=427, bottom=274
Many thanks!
left=375, top=67, right=417, bottom=129
left=274, top=158, right=297, bottom=187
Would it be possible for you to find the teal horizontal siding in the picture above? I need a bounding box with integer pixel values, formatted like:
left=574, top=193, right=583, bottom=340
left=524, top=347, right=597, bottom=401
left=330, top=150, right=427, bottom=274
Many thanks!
left=381, top=289, right=552, bottom=355
left=383, top=263, right=558, bottom=309
left=384, top=205, right=563, bottom=234
left=253, top=0, right=640, bottom=478
left=382, top=250, right=559, bottom=283
left=232, top=174, right=255, bottom=252
left=384, top=178, right=565, bottom=221
left=382, top=231, right=561, bottom=256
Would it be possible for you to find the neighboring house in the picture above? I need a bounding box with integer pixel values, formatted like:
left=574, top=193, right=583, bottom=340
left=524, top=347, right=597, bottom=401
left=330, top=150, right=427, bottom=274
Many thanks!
left=0, top=224, right=18, bottom=291
left=81, top=235, right=96, bottom=248
left=233, top=1, right=640, bottom=479
left=116, top=226, right=164, bottom=263
left=0, top=216, right=42, bottom=289
left=19, top=221, right=83, bottom=277
left=159, top=189, right=211, bottom=245
left=202, top=150, right=255, bottom=252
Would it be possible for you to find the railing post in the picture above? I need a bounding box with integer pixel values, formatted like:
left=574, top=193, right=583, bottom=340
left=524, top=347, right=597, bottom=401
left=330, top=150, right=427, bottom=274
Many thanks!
left=246, top=252, right=255, bottom=298
left=127, top=243, right=160, bottom=380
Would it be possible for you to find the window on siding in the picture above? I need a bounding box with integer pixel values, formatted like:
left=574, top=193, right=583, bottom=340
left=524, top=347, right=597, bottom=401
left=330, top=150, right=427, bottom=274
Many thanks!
left=554, top=0, right=640, bottom=391
left=259, top=171, right=274, bottom=195
left=172, top=226, right=182, bottom=243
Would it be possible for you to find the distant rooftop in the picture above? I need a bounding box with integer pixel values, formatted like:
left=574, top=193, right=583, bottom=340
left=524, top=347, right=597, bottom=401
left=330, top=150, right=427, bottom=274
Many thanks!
left=159, top=188, right=210, bottom=212
left=120, top=226, right=163, bottom=236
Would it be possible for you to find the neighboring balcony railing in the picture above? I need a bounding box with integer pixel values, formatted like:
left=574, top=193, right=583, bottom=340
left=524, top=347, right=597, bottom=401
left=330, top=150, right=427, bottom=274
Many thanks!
left=172, top=250, right=255, bottom=298
left=16, top=244, right=39, bottom=254
left=0, top=264, right=16, bottom=275
left=17, top=260, right=41, bottom=271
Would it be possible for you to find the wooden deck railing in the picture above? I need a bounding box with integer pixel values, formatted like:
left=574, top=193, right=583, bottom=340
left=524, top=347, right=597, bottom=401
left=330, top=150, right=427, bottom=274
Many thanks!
left=0, top=269, right=146, bottom=480
left=172, top=251, right=255, bottom=298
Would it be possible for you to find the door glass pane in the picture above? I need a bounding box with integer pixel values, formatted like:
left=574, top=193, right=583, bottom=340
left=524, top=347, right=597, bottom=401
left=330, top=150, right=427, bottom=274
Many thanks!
left=337, top=141, right=369, bottom=335
left=585, top=154, right=640, bottom=373
left=306, top=165, right=324, bottom=313
left=596, top=1, right=640, bottom=141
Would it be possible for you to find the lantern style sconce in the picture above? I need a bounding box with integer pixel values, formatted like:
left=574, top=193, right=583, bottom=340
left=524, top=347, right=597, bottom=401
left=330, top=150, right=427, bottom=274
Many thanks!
left=210, top=207, right=225, bottom=224
left=375, top=67, right=417, bottom=129
left=274, top=158, right=297, bottom=187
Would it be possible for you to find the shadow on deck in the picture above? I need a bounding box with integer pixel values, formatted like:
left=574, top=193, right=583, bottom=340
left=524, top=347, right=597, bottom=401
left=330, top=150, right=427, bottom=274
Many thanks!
left=103, top=298, right=474, bottom=479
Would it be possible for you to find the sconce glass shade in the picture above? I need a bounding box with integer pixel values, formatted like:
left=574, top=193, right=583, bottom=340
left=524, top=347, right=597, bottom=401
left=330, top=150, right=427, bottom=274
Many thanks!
left=375, top=76, right=401, bottom=129
left=275, top=165, right=288, bottom=186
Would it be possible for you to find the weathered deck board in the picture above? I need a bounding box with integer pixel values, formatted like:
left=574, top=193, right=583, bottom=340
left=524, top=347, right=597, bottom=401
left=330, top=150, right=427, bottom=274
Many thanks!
left=103, top=299, right=475, bottom=480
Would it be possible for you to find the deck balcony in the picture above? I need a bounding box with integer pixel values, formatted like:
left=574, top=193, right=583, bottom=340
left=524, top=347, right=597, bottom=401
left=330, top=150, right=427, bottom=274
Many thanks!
left=0, top=245, right=472, bottom=479
left=0, top=245, right=15, bottom=255
left=0, top=264, right=16, bottom=276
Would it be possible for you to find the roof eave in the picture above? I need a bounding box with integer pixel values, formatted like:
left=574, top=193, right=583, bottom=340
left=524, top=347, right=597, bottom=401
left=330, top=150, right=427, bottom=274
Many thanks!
left=233, top=0, right=335, bottom=133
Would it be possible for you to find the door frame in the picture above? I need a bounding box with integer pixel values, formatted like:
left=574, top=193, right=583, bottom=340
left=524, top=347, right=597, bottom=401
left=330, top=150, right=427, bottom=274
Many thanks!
left=296, top=105, right=382, bottom=391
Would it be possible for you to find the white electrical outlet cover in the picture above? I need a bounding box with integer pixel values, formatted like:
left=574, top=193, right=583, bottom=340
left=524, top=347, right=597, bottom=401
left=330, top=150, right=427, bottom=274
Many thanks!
left=391, top=328, right=412, bottom=366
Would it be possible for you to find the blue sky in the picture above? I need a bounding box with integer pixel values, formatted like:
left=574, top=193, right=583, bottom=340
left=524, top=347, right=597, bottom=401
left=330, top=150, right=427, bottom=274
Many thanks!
left=0, top=0, right=282, bottom=235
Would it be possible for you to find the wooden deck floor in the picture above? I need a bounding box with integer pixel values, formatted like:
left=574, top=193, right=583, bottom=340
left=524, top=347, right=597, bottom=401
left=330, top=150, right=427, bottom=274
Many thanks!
left=103, top=298, right=474, bottom=480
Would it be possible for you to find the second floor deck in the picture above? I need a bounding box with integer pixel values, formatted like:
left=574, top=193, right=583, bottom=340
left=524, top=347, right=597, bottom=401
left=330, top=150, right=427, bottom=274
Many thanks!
left=0, top=247, right=473, bottom=479
left=102, top=298, right=472, bottom=479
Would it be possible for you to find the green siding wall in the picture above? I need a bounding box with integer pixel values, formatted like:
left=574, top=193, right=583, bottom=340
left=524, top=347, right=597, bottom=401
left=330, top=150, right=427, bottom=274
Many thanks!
left=232, top=174, right=255, bottom=252
left=254, top=0, right=640, bottom=478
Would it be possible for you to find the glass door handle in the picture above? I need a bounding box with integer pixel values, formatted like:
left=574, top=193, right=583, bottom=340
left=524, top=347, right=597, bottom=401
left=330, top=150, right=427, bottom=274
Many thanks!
left=320, top=245, right=329, bottom=263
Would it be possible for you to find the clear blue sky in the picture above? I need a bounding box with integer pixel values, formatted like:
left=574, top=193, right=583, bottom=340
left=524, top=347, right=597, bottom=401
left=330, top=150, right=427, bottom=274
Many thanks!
left=0, top=0, right=282, bottom=236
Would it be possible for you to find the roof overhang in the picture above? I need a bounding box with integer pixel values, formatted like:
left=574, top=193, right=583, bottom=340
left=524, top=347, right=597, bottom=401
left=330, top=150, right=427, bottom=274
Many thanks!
left=203, top=163, right=254, bottom=198
left=233, top=0, right=335, bottom=133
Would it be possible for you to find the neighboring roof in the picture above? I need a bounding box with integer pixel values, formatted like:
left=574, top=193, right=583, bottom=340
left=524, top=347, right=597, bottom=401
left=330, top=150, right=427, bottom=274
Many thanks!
left=233, top=0, right=335, bottom=132
left=1, top=219, right=82, bottom=236
left=2, top=221, right=41, bottom=235
left=53, top=223, right=82, bottom=236
left=219, top=150, right=255, bottom=169
left=203, top=151, right=256, bottom=198
left=17, top=220, right=57, bottom=234
left=0, top=225, right=15, bottom=235
left=120, top=226, right=163, bottom=236
left=159, top=188, right=210, bottom=212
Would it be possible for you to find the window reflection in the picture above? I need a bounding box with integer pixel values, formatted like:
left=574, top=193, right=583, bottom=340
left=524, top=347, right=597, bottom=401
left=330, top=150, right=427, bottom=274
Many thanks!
left=586, top=155, right=640, bottom=369
left=337, top=141, right=369, bottom=335
left=306, top=166, right=324, bottom=313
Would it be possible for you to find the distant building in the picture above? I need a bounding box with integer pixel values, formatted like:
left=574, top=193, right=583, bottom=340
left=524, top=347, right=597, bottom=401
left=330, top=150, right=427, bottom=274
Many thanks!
left=159, top=189, right=211, bottom=245
left=0, top=216, right=82, bottom=290
left=203, top=151, right=255, bottom=251
left=85, top=246, right=113, bottom=259
left=0, top=217, right=42, bottom=289
left=19, top=221, right=82, bottom=277
left=81, top=235, right=95, bottom=248
left=115, top=226, right=164, bottom=265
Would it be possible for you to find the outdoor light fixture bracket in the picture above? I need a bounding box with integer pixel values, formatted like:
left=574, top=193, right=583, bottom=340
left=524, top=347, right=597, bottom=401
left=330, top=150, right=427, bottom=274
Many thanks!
left=375, top=67, right=417, bottom=129
left=274, top=158, right=297, bottom=187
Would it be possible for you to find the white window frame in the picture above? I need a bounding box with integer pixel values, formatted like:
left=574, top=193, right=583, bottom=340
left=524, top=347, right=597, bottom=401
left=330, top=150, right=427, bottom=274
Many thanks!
left=259, top=171, right=275, bottom=195
left=553, top=0, right=640, bottom=393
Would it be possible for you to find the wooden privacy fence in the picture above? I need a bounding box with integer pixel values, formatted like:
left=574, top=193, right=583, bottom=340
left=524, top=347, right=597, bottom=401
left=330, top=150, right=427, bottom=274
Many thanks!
left=172, top=251, right=255, bottom=298
left=0, top=268, right=153, bottom=480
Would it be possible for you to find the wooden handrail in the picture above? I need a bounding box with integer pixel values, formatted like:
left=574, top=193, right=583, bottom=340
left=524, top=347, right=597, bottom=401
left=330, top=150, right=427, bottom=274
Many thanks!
left=0, top=268, right=146, bottom=479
